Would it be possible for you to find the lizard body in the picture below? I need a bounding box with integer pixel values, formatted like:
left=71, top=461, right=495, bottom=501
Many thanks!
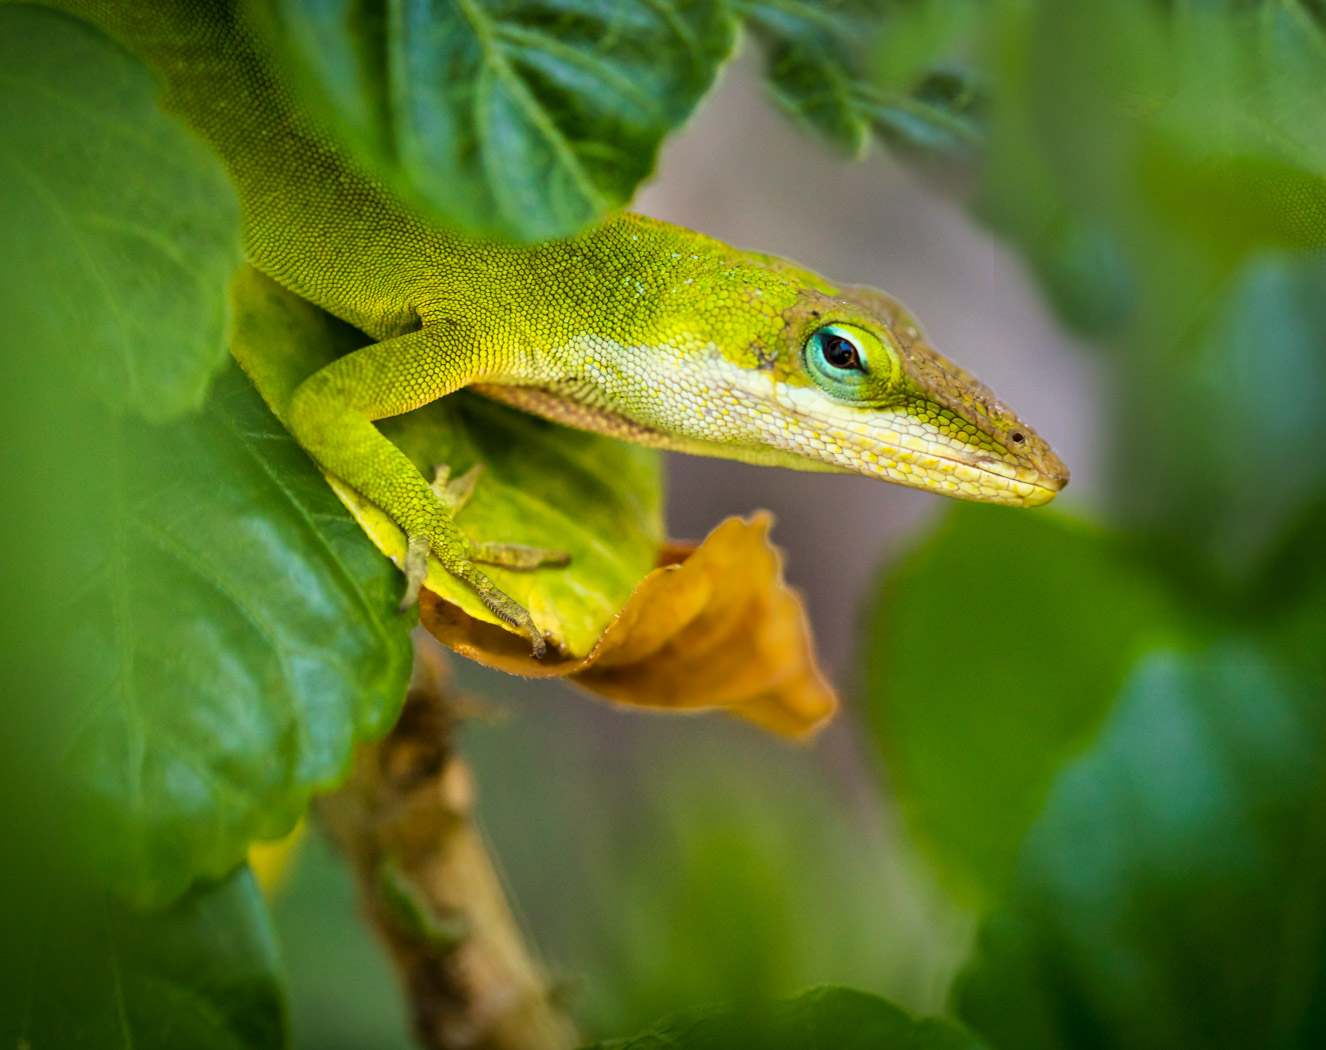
left=51, top=1, right=1068, bottom=654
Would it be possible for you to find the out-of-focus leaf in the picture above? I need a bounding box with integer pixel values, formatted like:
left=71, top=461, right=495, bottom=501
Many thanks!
left=59, top=354, right=412, bottom=907
left=585, top=986, right=985, bottom=1050
left=1, top=866, right=286, bottom=1050
left=421, top=514, right=836, bottom=737
left=1120, top=254, right=1326, bottom=570
left=976, top=0, right=1326, bottom=568
left=231, top=266, right=663, bottom=659
left=0, top=4, right=241, bottom=420
left=956, top=643, right=1326, bottom=1050
left=1253, top=497, right=1326, bottom=688
left=740, top=0, right=984, bottom=161
left=249, top=0, right=737, bottom=242
left=740, top=0, right=879, bottom=152
left=555, top=734, right=965, bottom=1033
left=867, top=504, right=1193, bottom=904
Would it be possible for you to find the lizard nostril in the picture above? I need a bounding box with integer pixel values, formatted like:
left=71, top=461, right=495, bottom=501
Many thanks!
left=1011, top=431, right=1025, bottom=444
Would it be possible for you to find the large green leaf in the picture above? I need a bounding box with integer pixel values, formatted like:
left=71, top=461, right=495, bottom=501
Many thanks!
left=251, top=0, right=738, bottom=242
left=58, top=359, right=413, bottom=907
left=1, top=866, right=286, bottom=1050
left=586, top=986, right=984, bottom=1050
left=0, top=3, right=241, bottom=420
left=867, top=504, right=1193, bottom=904
left=956, top=643, right=1326, bottom=1050
left=0, top=2, right=405, bottom=908
left=231, top=267, right=664, bottom=658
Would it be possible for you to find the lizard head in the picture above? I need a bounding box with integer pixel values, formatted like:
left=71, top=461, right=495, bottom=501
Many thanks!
left=737, top=283, right=1069, bottom=506
left=638, top=276, right=1066, bottom=508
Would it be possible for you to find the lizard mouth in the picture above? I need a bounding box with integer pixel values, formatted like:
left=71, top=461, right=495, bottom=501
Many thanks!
left=834, top=429, right=1065, bottom=507
left=776, top=393, right=1068, bottom=507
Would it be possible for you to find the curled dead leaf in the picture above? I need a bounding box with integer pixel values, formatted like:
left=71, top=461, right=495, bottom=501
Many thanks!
left=419, top=514, right=838, bottom=738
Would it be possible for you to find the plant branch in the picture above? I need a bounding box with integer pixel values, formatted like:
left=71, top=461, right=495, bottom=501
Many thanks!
left=319, top=638, right=580, bottom=1050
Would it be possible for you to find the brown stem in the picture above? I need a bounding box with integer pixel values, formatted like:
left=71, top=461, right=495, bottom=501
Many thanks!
left=319, top=639, right=581, bottom=1050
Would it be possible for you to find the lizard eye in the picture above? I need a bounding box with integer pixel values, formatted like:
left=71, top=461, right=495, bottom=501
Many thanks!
left=804, top=322, right=895, bottom=404
left=807, top=326, right=867, bottom=376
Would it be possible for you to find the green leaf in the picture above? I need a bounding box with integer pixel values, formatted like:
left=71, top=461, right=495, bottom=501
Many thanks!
left=585, top=986, right=985, bottom=1050
left=1, top=865, right=286, bottom=1050
left=740, top=0, right=984, bottom=160
left=230, top=267, right=664, bottom=658
left=956, top=643, right=1326, bottom=1050
left=0, top=3, right=242, bottom=421
left=0, top=3, right=405, bottom=909
left=250, top=0, right=738, bottom=242
left=866, top=504, right=1192, bottom=904
left=58, top=358, right=413, bottom=907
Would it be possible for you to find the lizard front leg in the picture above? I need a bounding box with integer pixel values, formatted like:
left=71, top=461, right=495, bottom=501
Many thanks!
left=287, top=327, right=568, bottom=657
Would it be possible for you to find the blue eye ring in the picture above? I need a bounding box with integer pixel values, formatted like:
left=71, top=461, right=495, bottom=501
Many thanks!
left=805, top=326, right=875, bottom=402
left=807, top=325, right=867, bottom=375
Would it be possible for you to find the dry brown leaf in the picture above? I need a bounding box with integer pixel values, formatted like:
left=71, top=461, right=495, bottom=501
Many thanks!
left=419, top=513, right=837, bottom=737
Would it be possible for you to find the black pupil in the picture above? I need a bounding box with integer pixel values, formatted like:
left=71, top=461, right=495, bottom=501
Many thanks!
left=823, top=334, right=860, bottom=370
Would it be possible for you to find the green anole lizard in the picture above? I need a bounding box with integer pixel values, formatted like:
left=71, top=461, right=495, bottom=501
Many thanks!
left=54, top=1, right=1068, bottom=656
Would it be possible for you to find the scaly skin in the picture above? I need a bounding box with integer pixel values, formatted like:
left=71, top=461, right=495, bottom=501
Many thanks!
left=55, top=0, right=1068, bottom=655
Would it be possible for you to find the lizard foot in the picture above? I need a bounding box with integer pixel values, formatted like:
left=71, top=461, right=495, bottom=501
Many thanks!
left=394, top=462, right=568, bottom=659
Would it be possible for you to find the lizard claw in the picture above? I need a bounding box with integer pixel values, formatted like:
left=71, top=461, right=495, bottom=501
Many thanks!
left=404, top=467, right=561, bottom=656
left=469, top=573, right=549, bottom=659
left=399, top=533, right=431, bottom=612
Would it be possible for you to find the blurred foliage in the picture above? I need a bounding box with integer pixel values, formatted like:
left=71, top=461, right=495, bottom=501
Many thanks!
left=260, top=684, right=968, bottom=1045
left=740, top=0, right=985, bottom=161
left=869, top=505, right=1198, bottom=905
left=954, top=643, right=1326, bottom=1050
left=584, top=985, right=985, bottom=1049
left=975, top=0, right=1326, bottom=567
left=269, top=830, right=415, bottom=1050
left=0, top=4, right=241, bottom=420
left=444, top=678, right=971, bottom=1039
left=867, top=2, right=1326, bottom=1049
left=0, top=866, right=286, bottom=1049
